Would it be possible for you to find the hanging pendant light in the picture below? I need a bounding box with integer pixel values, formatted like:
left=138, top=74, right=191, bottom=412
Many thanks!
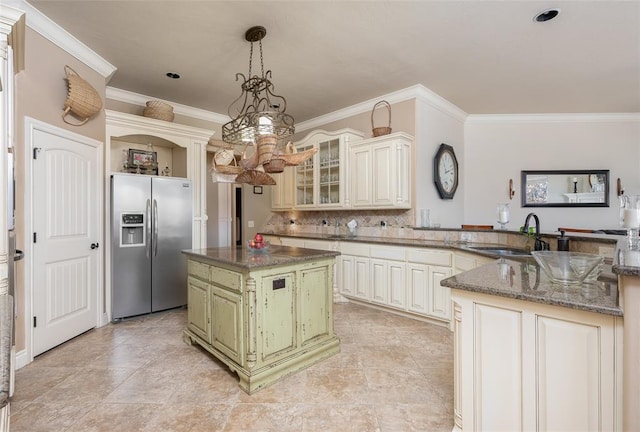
left=222, top=26, right=295, bottom=148
left=214, top=26, right=319, bottom=186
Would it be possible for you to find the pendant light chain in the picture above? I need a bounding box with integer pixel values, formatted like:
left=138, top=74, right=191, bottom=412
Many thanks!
left=248, top=41, right=254, bottom=78
left=259, top=39, right=265, bottom=78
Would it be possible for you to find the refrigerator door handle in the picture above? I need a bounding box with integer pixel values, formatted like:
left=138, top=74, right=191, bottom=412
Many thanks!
left=153, top=199, right=159, bottom=257
left=145, top=198, right=151, bottom=258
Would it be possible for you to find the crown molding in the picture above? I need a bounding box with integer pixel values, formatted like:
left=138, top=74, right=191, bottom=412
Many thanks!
left=106, top=87, right=229, bottom=124
left=466, top=113, right=640, bottom=124
left=105, top=110, right=214, bottom=141
left=296, top=84, right=467, bottom=132
left=4, top=0, right=116, bottom=79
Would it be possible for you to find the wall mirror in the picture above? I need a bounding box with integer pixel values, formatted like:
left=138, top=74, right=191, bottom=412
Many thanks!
left=521, top=170, right=610, bottom=207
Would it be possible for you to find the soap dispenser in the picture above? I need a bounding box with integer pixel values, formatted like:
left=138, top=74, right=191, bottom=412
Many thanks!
left=557, top=230, right=570, bottom=251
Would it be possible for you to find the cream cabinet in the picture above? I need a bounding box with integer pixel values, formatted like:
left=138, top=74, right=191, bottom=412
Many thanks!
left=335, top=241, right=453, bottom=323
left=454, top=251, right=495, bottom=274
left=350, top=132, right=412, bottom=209
left=270, top=167, right=294, bottom=210
left=294, top=129, right=364, bottom=209
left=452, top=289, right=622, bottom=432
left=371, top=246, right=406, bottom=310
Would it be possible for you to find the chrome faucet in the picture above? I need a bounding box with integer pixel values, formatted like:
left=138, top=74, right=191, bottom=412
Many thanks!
left=522, top=212, right=550, bottom=251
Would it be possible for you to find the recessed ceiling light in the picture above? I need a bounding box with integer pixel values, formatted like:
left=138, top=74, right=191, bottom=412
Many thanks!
left=534, top=8, right=560, bottom=22
left=166, top=72, right=180, bottom=79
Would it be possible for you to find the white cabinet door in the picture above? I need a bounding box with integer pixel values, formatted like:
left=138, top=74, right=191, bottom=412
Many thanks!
left=270, top=167, right=294, bottom=210
left=354, top=256, right=370, bottom=300
left=371, top=258, right=406, bottom=309
left=428, top=266, right=452, bottom=320
left=351, top=145, right=371, bottom=207
left=372, top=143, right=393, bottom=206
left=338, top=255, right=356, bottom=297
left=454, top=290, right=621, bottom=432
left=371, top=258, right=389, bottom=305
left=388, top=261, right=406, bottom=309
left=294, top=129, right=364, bottom=210
left=406, top=263, right=429, bottom=314
left=349, top=132, right=412, bottom=209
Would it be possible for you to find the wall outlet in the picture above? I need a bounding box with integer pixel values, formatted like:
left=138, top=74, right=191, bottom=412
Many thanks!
left=248, top=220, right=255, bottom=228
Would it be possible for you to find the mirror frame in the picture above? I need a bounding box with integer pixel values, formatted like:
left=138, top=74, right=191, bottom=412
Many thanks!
left=521, top=169, right=610, bottom=208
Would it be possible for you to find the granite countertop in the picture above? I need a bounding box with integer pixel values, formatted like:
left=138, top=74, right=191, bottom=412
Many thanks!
left=440, top=258, right=621, bottom=317
left=0, top=295, right=13, bottom=409
left=264, top=231, right=622, bottom=316
left=265, top=231, right=533, bottom=260
left=182, top=246, right=340, bottom=270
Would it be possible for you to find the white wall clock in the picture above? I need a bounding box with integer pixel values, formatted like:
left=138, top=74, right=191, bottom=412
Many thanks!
left=434, top=143, right=458, bottom=200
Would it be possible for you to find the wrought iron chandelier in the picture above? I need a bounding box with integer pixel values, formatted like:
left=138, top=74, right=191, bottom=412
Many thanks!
left=211, top=26, right=316, bottom=186
left=222, top=26, right=295, bottom=146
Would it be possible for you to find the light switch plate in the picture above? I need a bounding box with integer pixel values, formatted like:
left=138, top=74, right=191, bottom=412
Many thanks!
left=248, top=220, right=255, bottom=228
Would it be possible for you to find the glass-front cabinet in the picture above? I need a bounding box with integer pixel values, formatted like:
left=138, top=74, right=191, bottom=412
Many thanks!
left=294, top=129, right=364, bottom=209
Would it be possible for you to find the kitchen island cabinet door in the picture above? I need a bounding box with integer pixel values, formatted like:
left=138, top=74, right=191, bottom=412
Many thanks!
left=259, top=273, right=296, bottom=361
left=211, top=285, right=244, bottom=365
left=187, top=276, right=210, bottom=343
left=300, top=264, right=332, bottom=345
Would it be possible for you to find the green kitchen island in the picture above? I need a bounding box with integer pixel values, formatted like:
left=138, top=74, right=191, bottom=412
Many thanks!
left=182, top=245, right=340, bottom=394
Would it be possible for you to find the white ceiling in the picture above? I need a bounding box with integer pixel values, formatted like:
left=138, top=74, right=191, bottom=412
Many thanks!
left=28, top=1, right=640, bottom=122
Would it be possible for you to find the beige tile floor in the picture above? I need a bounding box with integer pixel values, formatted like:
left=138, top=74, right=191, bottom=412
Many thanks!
left=10, top=302, right=454, bottom=432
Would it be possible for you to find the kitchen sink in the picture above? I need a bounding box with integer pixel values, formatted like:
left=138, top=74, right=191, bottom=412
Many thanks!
left=466, top=246, right=531, bottom=257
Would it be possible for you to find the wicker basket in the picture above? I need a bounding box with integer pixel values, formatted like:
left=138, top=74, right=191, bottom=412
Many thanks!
left=235, top=169, right=276, bottom=186
left=214, top=149, right=235, bottom=166
left=146, top=100, right=174, bottom=111
left=143, top=106, right=175, bottom=122
left=62, top=65, right=103, bottom=126
left=212, top=154, right=243, bottom=175
left=257, top=134, right=277, bottom=166
left=371, top=100, right=392, bottom=137
left=263, top=158, right=286, bottom=173
left=279, top=141, right=318, bottom=166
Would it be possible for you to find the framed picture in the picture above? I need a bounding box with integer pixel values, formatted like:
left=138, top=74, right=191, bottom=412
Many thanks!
left=253, top=186, right=263, bottom=194
left=128, top=149, right=158, bottom=175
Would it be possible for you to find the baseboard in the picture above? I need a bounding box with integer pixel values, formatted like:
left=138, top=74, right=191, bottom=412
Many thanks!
left=15, top=348, right=29, bottom=370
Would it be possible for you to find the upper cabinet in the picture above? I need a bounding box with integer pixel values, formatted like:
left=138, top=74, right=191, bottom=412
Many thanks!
left=293, top=129, right=364, bottom=210
left=350, top=132, right=412, bottom=209
left=270, top=168, right=295, bottom=210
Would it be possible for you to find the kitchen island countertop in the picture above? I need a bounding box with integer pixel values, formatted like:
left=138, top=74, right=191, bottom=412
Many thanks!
left=182, top=245, right=340, bottom=270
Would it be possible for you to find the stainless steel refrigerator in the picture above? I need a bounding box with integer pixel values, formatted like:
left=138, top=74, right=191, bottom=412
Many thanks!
left=111, top=174, right=192, bottom=320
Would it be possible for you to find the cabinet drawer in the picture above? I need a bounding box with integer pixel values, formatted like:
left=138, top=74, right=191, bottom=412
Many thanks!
left=305, top=239, right=335, bottom=252
left=210, top=266, right=242, bottom=292
left=188, top=260, right=210, bottom=281
left=340, top=242, right=370, bottom=257
left=406, top=249, right=452, bottom=267
left=370, top=245, right=405, bottom=261
left=455, top=254, right=477, bottom=272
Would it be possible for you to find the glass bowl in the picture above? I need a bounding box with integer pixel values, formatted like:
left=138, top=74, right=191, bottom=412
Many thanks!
left=531, top=251, right=603, bottom=285
left=246, top=240, right=270, bottom=254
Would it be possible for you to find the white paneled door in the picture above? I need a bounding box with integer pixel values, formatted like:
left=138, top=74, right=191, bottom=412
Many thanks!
left=31, top=125, right=101, bottom=356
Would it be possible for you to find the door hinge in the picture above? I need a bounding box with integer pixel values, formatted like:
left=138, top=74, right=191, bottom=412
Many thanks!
left=33, top=316, right=37, bottom=328
left=33, top=232, right=37, bottom=243
left=32, top=147, right=41, bottom=159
